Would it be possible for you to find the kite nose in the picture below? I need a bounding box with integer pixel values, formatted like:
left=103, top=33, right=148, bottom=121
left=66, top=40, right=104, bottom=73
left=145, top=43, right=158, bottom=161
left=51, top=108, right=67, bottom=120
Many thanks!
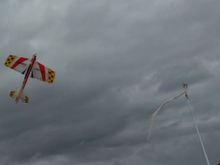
left=32, top=53, right=37, bottom=59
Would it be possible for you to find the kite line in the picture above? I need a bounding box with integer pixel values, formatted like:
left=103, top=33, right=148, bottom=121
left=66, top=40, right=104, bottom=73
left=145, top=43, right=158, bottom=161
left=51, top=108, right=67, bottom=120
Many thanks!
left=186, top=98, right=210, bottom=165
left=148, top=84, right=210, bottom=165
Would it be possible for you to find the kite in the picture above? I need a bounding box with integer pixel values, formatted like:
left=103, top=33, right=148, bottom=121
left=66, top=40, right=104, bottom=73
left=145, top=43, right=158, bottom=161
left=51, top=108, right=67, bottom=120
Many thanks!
left=148, top=83, right=210, bottom=165
left=4, top=53, right=55, bottom=103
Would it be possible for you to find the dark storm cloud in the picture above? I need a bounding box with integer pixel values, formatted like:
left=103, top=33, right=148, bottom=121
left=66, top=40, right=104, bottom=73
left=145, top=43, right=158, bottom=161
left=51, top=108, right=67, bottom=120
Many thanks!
left=0, top=0, right=220, bottom=164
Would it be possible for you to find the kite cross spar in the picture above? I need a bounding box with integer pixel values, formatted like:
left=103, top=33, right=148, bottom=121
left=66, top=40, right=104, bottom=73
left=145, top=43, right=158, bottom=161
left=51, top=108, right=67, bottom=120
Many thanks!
left=148, top=83, right=210, bottom=165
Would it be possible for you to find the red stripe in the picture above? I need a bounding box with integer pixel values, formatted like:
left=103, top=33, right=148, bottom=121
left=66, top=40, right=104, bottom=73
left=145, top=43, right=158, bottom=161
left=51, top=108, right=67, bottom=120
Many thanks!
left=22, top=56, right=36, bottom=89
left=38, top=62, right=46, bottom=81
left=11, top=57, right=28, bottom=69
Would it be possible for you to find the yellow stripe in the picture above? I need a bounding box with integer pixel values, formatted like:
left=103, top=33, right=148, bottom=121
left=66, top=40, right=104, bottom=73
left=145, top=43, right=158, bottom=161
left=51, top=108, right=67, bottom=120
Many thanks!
left=4, top=55, right=17, bottom=67
left=47, top=68, right=56, bottom=83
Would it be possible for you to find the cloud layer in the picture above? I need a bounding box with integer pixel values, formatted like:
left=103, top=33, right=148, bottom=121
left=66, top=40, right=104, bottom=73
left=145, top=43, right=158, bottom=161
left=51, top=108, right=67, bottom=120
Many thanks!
left=0, top=0, right=220, bottom=164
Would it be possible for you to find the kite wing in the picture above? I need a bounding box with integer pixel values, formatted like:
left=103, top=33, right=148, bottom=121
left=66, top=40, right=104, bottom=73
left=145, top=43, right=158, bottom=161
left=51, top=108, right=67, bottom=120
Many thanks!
left=4, top=55, right=29, bottom=74
left=31, top=62, right=55, bottom=84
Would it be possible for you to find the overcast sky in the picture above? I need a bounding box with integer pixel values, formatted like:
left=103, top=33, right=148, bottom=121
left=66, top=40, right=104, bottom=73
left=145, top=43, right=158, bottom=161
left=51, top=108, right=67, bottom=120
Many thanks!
left=0, top=0, right=220, bottom=165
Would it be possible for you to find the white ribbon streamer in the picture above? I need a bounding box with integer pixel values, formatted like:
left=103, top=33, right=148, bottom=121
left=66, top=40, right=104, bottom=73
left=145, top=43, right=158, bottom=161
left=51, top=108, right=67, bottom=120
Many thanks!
left=147, top=88, right=186, bottom=141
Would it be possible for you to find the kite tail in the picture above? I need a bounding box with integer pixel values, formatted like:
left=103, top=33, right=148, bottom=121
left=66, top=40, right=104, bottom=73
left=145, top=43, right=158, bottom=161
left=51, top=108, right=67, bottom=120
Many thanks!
left=147, top=105, right=162, bottom=141
left=147, top=91, right=185, bottom=141
left=186, top=98, right=210, bottom=165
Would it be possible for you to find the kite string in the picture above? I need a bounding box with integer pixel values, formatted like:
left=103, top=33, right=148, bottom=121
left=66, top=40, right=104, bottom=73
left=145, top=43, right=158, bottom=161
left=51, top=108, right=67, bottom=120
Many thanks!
left=186, top=98, right=210, bottom=165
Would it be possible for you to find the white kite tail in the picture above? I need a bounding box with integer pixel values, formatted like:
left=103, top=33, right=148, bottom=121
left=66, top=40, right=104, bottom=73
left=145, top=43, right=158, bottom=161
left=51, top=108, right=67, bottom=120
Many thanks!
left=186, top=98, right=210, bottom=165
left=147, top=90, right=186, bottom=141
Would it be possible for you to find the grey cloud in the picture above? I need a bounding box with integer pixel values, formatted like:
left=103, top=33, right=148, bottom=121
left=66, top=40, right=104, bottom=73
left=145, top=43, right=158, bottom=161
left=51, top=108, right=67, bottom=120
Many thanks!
left=0, top=0, right=220, bottom=165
